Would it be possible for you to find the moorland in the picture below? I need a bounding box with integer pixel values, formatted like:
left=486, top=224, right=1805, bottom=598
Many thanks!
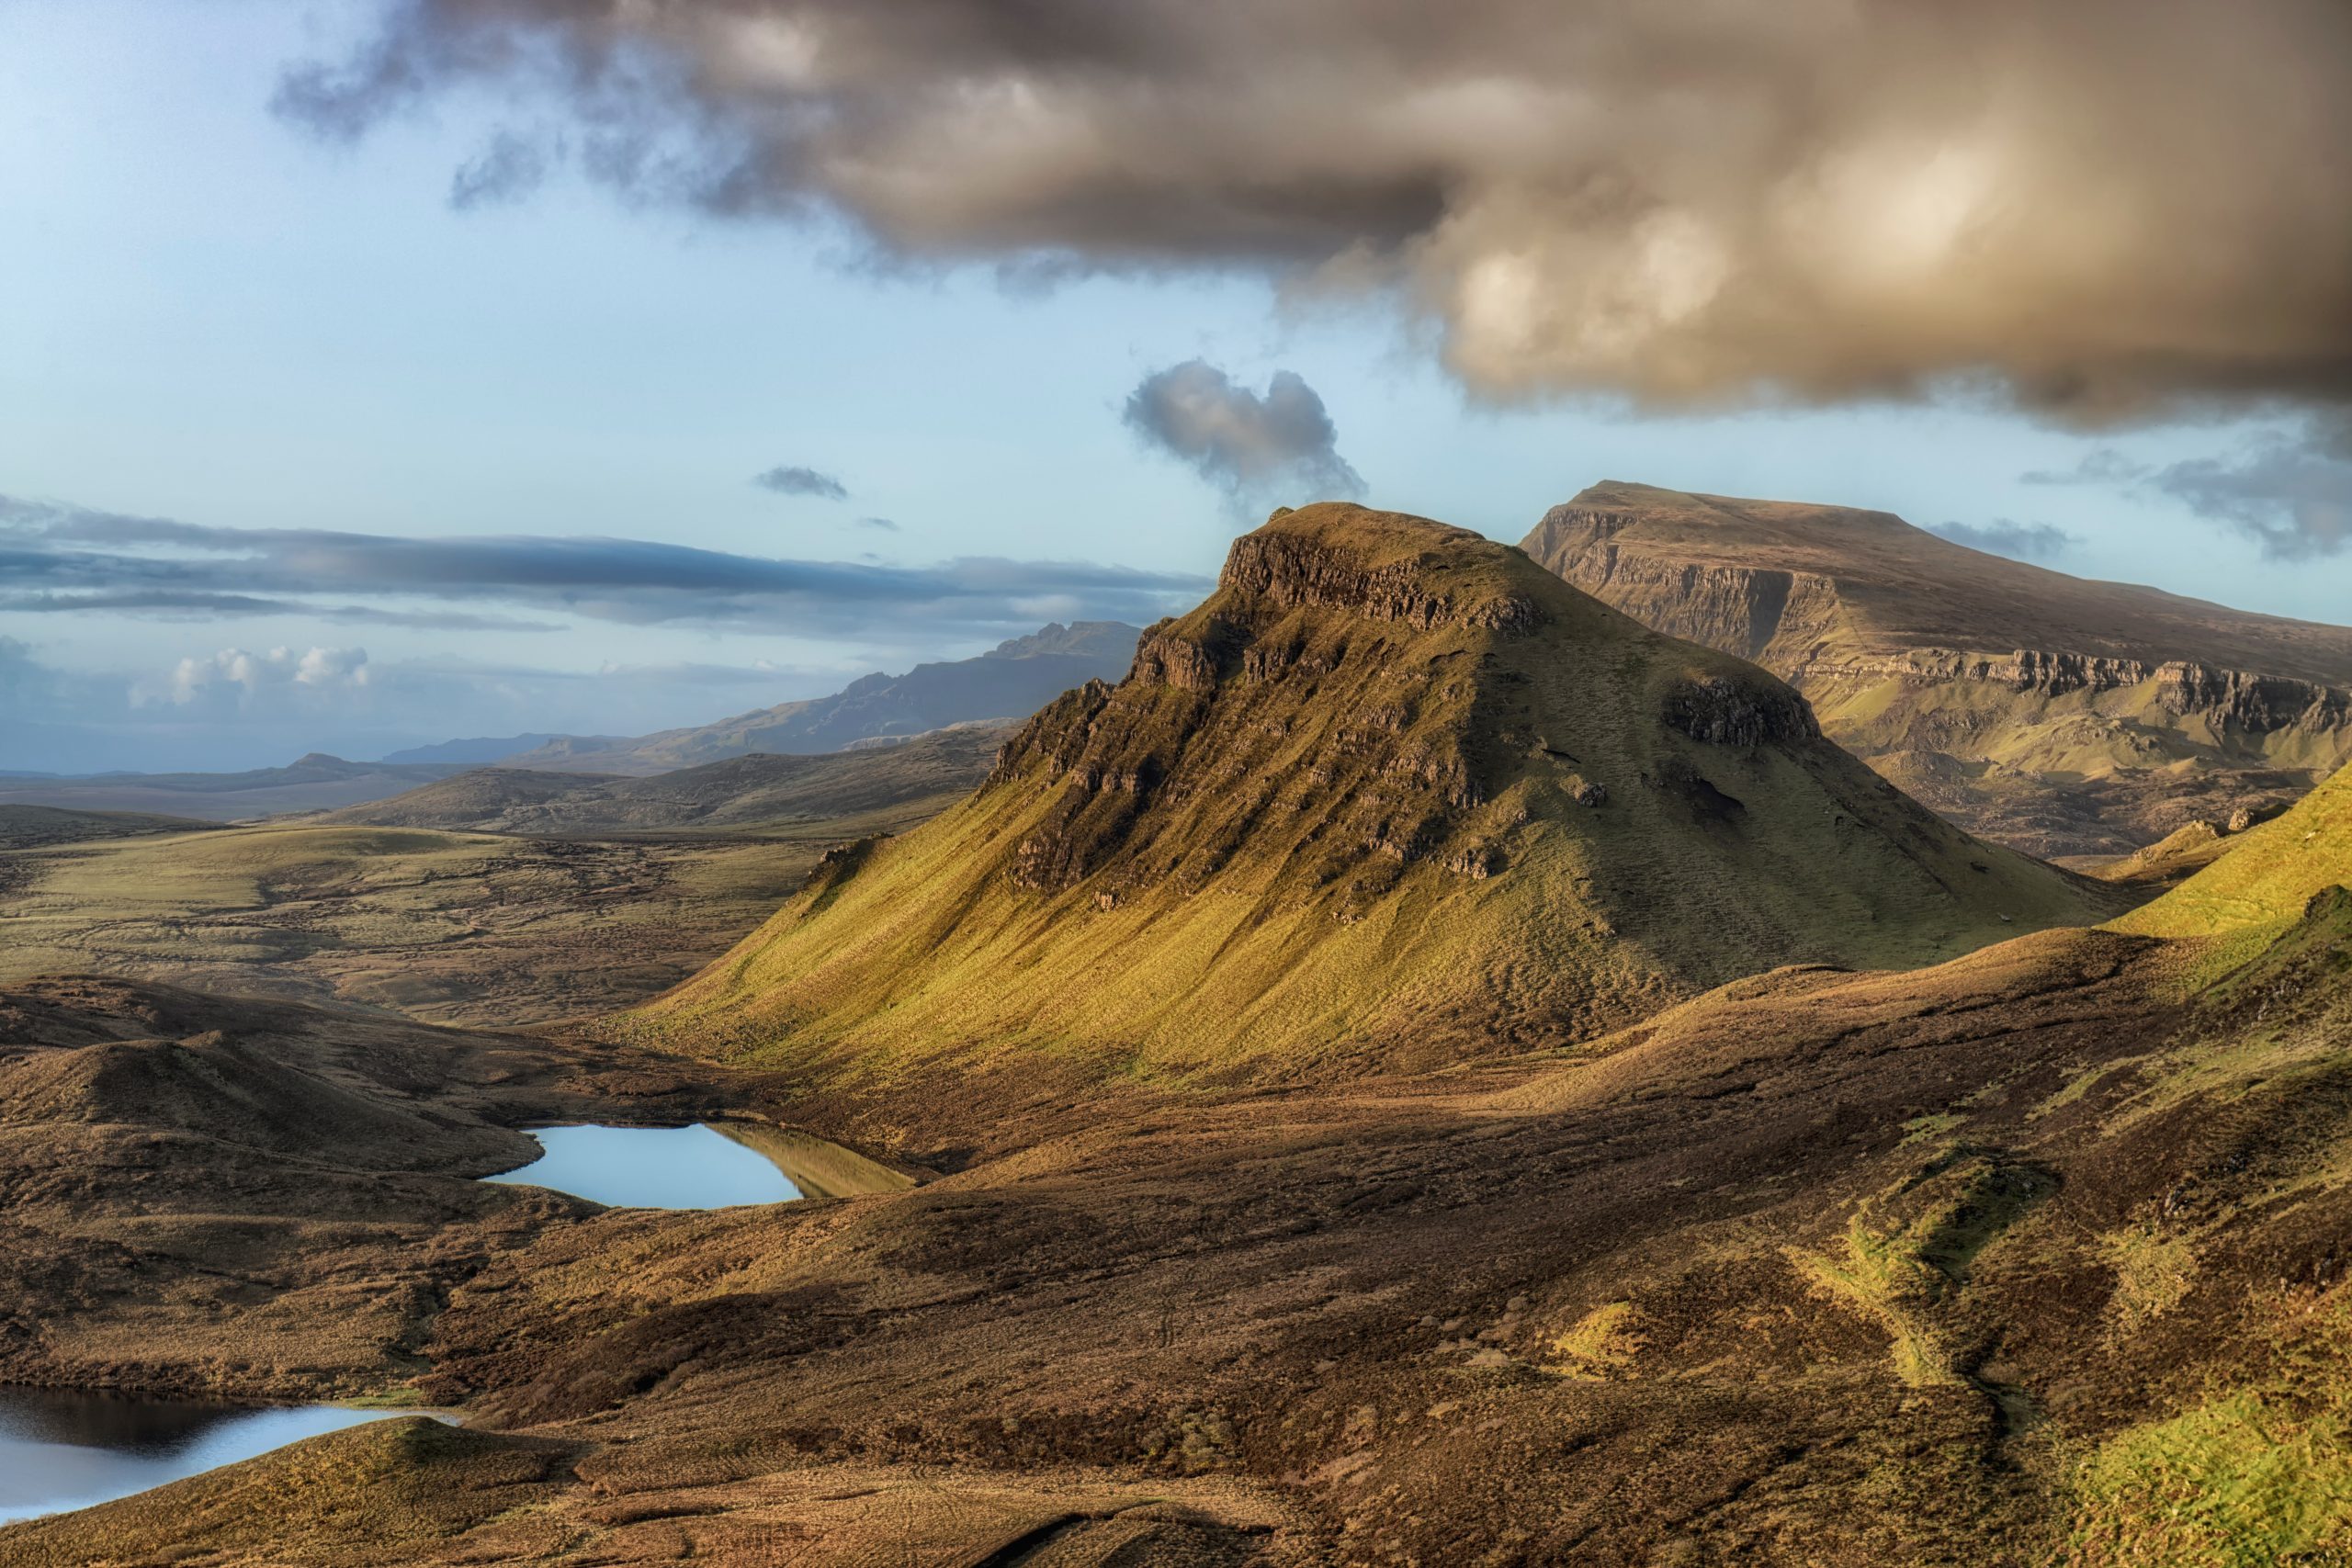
left=3, top=499, right=2349, bottom=1566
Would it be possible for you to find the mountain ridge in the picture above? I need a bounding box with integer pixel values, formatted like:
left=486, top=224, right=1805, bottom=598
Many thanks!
left=1521, top=481, right=2352, bottom=858
left=500, top=620, right=1141, bottom=774
left=620, top=503, right=2118, bottom=1080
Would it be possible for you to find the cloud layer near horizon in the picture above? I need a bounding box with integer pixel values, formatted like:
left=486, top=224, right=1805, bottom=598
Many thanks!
left=277, top=0, right=2352, bottom=419
left=0, top=495, right=1205, bottom=635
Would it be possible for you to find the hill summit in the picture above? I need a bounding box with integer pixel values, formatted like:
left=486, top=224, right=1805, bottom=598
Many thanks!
left=628, top=504, right=2113, bottom=1078
left=1521, top=481, right=2352, bottom=859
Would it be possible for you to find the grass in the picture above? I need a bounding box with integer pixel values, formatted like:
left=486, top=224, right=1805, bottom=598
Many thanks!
left=1791, top=1214, right=1959, bottom=1389
left=2098, top=1224, right=2200, bottom=1336
left=2113, top=765, right=2352, bottom=941
left=0, top=822, right=823, bottom=1025
left=2066, top=1290, right=2352, bottom=1567
left=1545, top=1301, right=1645, bottom=1381
left=624, top=503, right=2113, bottom=1080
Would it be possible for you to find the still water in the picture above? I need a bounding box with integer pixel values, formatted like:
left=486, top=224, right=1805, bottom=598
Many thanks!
left=484, top=1122, right=803, bottom=1207
left=0, top=1387, right=413, bottom=1524
left=483, top=1122, right=918, bottom=1207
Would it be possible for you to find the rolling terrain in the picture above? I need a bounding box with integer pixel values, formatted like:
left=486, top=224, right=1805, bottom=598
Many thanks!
left=0, top=736, right=996, bottom=1026
left=623, top=503, right=2119, bottom=1082
left=0, top=755, right=471, bottom=823
left=0, top=748, right=2346, bottom=1563
left=0, top=805, right=217, bottom=851
left=319, top=727, right=1001, bottom=838
left=0, top=824, right=819, bottom=1026
left=504, top=620, right=1140, bottom=773
left=1522, top=482, right=2352, bottom=860
left=9, top=510, right=2352, bottom=1564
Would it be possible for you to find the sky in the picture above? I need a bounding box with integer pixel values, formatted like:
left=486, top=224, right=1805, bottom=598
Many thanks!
left=3, top=0, right=2347, bottom=773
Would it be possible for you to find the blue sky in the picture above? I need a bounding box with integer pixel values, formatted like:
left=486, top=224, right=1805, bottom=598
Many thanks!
left=3, top=0, right=2346, bottom=771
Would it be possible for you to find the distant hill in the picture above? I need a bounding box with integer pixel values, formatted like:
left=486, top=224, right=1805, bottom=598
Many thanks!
left=0, top=805, right=220, bottom=850
left=0, top=754, right=471, bottom=822
left=1520, top=481, right=2352, bottom=860
left=618, top=503, right=2117, bottom=1081
left=321, top=728, right=1005, bottom=838
left=502, top=621, right=1141, bottom=774
left=379, top=733, right=589, bottom=766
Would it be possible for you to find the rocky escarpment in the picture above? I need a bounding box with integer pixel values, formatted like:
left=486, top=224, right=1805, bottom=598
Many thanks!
left=991, top=579, right=1495, bottom=899
left=1523, top=484, right=2352, bottom=857
left=633, top=502, right=2109, bottom=1077
left=1524, top=502, right=1847, bottom=666
left=1219, top=523, right=1548, bottom=636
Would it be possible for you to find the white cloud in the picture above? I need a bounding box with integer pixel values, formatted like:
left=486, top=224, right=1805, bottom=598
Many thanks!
left=149, top=646, right=372, bottom=708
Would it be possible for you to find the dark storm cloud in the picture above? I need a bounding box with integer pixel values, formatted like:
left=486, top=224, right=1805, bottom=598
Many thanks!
left=0, top=495, right=1206, bottom=633
left=752, top=465, right=849, bottom=500
left=1926, top=519, right=2075, bottom=562
left=276, top=1, right=2352, bottom=419
left=1125, top=362, right=1363, bottom=506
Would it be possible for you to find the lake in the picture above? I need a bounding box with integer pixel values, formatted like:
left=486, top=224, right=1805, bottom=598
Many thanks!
left=481, top=1121, right=912, bottom=1208
left=0, top=1386, right=415, bottom=1525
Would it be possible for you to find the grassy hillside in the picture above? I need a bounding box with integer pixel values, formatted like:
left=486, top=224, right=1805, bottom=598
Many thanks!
left=1522, top=481, right=2352, bottom=859
left=14, top=820, right=2344, bottom=1563
left=0, top=804, right=219, bottom=850
left=625, top=503, right=2119, bottom=1080
left=2112, top=759, right=2352, bottom=940
left=0, top=824, right=823, bottom=1025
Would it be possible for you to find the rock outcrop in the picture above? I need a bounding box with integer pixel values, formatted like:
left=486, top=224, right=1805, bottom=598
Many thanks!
left=1524, top=482, right=2352, bottom=858
left=627, top=503, right=2113, bottom=1079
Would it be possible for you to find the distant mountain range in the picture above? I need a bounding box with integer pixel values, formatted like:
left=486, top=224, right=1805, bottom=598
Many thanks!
left=379, top=734, right=587, bottom=766
left=1522, top=481, right=2352, bottom=860
left=494, top=621, right=1141, bottom=775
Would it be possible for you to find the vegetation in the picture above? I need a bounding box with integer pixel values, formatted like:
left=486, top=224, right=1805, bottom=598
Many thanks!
left=2066, top=1292, right=2352, bottom=1567
left=1523, top=481, right=2352, bottom=860
left=0, top=822, right=832, bottom=1024
left=627, top=503, right=2119, bottom=1079
left=2111, top=762, right=2352, bottom=940
left=317, top=728, right=998, bottom=839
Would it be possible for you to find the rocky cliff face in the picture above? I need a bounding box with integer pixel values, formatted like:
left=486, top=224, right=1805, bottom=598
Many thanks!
left=1524, top=489, right=2352, bottom=858
left=631, top=502, right=2112, bottom=1077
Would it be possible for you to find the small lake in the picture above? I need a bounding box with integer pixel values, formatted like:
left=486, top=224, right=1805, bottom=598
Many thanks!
left=0, top=1386, right=414, bottom=1525
left=482, top=1122, right=912, bottom=1209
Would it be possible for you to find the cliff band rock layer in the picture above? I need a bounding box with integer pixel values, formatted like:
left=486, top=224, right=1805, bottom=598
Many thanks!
left=622, top=503, right=2112, bottom=1079
left=1521, top=482, right=2352, bottom=860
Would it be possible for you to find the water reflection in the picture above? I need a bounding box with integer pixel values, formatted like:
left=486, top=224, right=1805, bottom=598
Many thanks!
left=481, top=1122, right=915, bottom=1210
left=0, top=1386, right=413, bottom=1524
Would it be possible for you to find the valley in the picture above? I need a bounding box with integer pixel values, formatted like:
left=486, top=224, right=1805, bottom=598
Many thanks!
left=0, top=733, right=994, bottom=1025
left=1, top=504, right=2346, bottom=1565
left=17, top=6, right=2343, bottom=1557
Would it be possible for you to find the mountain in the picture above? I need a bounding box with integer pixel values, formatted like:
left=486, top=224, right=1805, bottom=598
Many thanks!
left=620, top=503, right=2117, bottom=1080
left=379, top=733, right=585, bottom=766
left=500, top=621, right=1142, bottom=775
left=0, top=754, right=472, bottom=822
left=1521, top=482, right=2352, bottom=861
left=320, top=728, right=1004, bottom=838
